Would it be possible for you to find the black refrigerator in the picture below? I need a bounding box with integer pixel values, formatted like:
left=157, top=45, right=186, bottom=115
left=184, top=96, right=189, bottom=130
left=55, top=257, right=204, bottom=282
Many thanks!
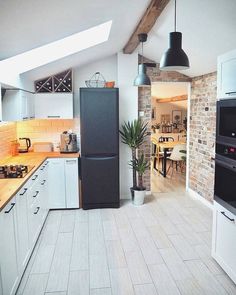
left=80, top=88, right=120, bottom=209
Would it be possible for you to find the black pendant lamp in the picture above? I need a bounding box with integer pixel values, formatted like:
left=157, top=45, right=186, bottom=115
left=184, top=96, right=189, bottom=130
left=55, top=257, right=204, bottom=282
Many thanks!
left=160, top=0, right=189, bottom=71
left=134, top=33, right=151, bottom=87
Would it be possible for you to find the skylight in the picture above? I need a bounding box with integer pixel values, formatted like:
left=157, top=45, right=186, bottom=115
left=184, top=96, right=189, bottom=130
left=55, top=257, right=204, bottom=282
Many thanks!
left=0, top=20, right=112, bottom=74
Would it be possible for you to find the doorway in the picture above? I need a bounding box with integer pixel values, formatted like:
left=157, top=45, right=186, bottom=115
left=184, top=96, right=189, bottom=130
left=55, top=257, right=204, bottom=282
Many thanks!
left=150, top=82, right=190, bottom=193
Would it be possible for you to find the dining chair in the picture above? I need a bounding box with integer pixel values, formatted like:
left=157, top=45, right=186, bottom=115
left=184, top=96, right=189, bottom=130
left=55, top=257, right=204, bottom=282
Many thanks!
left=151, top=137, right=164, bottom=173
left=167, top=144, right=187, bottom=177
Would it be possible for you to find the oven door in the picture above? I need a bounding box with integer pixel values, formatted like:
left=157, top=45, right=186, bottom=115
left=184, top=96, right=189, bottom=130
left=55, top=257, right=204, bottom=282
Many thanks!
left=217, top=99, right=236, bottom=146
left=215, top=157, right=236, bottom=214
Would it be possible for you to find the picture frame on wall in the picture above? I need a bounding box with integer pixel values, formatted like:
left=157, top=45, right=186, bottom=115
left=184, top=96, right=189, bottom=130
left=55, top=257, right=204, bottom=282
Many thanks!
left=172, top=110, right=182, bottom=124
left=152, top=107, right=156, bottom=119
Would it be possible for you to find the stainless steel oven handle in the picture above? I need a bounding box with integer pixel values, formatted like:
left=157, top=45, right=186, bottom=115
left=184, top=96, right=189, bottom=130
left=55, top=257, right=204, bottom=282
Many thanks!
left=221, top=211, right=235, bottom=222
left=215, top=158, right=236, bottom=171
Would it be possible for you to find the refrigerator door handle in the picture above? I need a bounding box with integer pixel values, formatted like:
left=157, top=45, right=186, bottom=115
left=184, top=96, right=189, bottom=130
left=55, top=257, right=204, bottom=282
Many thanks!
left=84, top=155, right=117, bottom=161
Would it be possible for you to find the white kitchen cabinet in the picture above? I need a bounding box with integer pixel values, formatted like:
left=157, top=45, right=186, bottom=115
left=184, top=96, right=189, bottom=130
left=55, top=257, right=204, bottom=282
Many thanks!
left=15, top=185, right=30, bottom=276
left=65, top=158, right=79, bottom=208
left=0, top=268, right=3, bottom=295
left=2, top=90, right=35, bottom=121
left=0, top=198, right=19, bottom=295
left=27, top=184, right=43, bottom=247
left=38, top=161, right=49, bottom=221
left=212, top=201, right=236, bottom=283
left=217, top=49, right=236, bottom=99
left=34, top=93, right=73, bottom=119
left=48, top=158, right=66, bottom=208
left=48, top=158, right=79, bottom=209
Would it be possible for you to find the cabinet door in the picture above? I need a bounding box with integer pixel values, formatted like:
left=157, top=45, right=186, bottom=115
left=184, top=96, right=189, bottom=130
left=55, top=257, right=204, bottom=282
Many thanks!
left=0, top=200, right=19, bottom=295
left=212, top=202, right=236, bottom=283
left=34, top=93, right=73, bottom=119
left=27, top=183, right=43, bottom=247
left=218, top=50, right=236, bottom=99
left=2, top=90, right=21, bottom=121
left=39, top=161, right=49, bottom=221
left=48, top=159, right=66, bottom=208
left=65, top=158, right=79, bottom=208
left=15, top=186, right=30, bottom=275
left=0, top=267, right=3, bottom=295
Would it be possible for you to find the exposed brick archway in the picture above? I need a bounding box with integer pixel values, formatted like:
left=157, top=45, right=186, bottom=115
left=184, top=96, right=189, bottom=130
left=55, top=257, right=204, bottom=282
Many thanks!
left=138, top=56, right=191, bottom=190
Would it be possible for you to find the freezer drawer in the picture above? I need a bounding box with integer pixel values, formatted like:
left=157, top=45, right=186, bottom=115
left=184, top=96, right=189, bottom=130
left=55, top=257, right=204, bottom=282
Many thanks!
left=81, top=156, right=119, bottom=209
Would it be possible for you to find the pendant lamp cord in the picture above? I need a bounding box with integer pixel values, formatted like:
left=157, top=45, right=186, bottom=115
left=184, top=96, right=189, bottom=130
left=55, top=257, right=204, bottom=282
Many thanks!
left=141, top=41, right=144, bottom=64
left=174, top=0, right=177, bottom=31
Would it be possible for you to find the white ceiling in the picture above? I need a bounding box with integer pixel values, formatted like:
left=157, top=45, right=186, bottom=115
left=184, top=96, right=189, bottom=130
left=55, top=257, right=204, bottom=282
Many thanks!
left=1, top=0, right=236, bottom=78
left=0, top=0, right=149, bottom=65
left=152, top=82, right=188, bottom=98
left=145, top=0, right=236, bottom=77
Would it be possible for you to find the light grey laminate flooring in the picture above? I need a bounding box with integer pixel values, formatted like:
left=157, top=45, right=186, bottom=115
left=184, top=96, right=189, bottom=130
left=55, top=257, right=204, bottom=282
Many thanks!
left=16, top=192, right=236, bottom=295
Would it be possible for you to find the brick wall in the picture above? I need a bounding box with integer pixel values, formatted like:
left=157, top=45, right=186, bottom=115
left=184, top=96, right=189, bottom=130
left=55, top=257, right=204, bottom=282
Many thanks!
left=138, top=57, right=191, bottom=190
left=0, top=122, right=17, bottom=157
left=189, top=72, right=217, bottom=202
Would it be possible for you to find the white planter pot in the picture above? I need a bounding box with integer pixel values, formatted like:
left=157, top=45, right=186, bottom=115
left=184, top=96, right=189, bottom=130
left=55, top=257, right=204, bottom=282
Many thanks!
left=133, top=190, right=146, bottom=206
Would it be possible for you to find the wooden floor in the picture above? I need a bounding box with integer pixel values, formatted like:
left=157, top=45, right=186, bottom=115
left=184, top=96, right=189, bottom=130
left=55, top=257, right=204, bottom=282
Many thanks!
left=16, top=192, right=236, bottom=295
left=151, top=160, right=186, bottom=193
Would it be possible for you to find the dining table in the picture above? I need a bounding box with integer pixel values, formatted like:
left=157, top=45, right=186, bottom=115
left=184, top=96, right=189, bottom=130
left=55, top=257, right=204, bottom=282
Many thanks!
left=153, top=140, right=186, bottom=177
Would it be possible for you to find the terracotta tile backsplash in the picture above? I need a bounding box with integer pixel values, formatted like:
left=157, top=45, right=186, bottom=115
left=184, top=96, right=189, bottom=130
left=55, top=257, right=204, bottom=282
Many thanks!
left=17, top=119, right=80, bottom=151
left=0, top=122, right=17, bottom=157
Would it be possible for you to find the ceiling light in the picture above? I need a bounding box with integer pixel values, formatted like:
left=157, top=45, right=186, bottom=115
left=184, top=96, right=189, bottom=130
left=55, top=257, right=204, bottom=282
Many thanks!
left=134, top=33, right=151, bottom=87
left=160, top=0, right=189, bottom=71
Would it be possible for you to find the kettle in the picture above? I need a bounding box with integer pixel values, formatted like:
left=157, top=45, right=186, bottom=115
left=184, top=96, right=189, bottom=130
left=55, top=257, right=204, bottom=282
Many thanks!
left=19, top=137, right=31, bottom=153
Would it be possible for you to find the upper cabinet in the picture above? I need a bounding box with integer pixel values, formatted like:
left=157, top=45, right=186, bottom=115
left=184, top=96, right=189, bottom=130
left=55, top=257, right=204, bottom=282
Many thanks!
left=217, top=49, right=236, bottom=99
left=2, top=90, right=35, bottom=121
left=34, top=93, right=73, bottom=119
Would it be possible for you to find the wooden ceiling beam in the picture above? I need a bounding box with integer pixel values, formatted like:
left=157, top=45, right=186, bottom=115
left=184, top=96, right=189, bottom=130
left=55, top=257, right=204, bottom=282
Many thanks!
left=154, top=95, right=188, bottom=103
left=123, top=0, right=170, bottom=54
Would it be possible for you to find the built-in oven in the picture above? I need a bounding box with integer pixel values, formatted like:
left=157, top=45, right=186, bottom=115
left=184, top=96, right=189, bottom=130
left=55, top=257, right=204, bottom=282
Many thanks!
left=216, top=99, right=236, bottom=146
left=214, top=143, right=236, bottom=215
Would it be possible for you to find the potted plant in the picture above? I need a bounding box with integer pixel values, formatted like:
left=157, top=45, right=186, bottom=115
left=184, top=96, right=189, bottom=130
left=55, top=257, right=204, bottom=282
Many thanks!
left=119, top=119, right=148, bottom=195
left=130, top=154, right=149, bottom=205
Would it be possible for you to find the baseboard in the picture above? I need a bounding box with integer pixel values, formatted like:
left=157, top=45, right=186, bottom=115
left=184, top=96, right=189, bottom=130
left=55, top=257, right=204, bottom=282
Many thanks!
left=187, top=188, right=213, bottom=210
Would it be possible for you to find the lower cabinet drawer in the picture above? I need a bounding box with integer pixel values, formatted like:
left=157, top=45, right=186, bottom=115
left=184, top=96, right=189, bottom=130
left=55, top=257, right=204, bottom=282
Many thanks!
left=212, top=202, right=236, bottom=283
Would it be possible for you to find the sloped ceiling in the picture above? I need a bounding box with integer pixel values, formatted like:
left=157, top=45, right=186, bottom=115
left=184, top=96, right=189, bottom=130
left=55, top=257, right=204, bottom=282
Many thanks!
left=1, top=0, right=236, bottom=79
left=145, top=0, right=236, bottom=77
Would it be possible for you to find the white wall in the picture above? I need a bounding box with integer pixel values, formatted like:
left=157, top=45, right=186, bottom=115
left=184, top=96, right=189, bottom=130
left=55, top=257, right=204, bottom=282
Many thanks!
left=73, top=54, right=118, bottom=117
left=12, top=52, right=138, bottom=199
left=117, top=52, right=138, bottom=199
left=152, top=99, right=187, bottom=125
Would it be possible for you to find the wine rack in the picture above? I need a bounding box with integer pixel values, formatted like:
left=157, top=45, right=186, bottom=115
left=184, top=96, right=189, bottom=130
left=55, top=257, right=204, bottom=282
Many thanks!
left=35, top=69, right=72, bottom=93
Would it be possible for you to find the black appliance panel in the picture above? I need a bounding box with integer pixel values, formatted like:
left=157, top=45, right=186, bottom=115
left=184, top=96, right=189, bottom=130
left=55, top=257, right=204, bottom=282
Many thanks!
left=216, top=143, right=236, bottom=161
left=214, top=156, right=236, bottom=215
left=80, top=88, right=119, bottom=155
left=216, top=99, right=236, bottom=146
left=81, top=156, right=119, bottom=209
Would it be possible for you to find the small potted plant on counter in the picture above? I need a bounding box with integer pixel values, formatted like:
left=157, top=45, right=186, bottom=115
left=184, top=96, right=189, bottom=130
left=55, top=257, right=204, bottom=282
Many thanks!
left=130, top=154, right=149, bottom=205
left=119, top=119, right=148, bottom=197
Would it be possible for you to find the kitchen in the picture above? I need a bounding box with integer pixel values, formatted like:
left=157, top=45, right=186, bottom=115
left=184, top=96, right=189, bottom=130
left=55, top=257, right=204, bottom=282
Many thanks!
left=1, top=0, right=236, bottom=295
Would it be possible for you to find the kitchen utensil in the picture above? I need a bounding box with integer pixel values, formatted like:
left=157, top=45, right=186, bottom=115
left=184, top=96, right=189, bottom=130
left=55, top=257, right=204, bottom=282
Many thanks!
left=18, top=137, right=31, bottom=153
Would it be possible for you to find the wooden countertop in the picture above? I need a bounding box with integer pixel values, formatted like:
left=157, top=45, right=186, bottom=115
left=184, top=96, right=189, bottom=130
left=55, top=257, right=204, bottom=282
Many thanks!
left=0, top=152, right=80, bottom=212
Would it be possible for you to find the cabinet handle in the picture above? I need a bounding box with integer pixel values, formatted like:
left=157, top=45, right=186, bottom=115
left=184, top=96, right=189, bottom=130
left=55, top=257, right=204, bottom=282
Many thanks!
left=32, top=191, right=39, bottom=198
left=225, top=91, right=236, bottom=95
left=34, top=207, right=40, bottom=214
left=40, top=166, right=45, bottom=171
left=66, top=159, right=77, bottom=163
left=47, top=115, right=60, bottom=118
left=221, top=211, right=235, bottom=222
left=5, top=203, right=15, bottom=213
left=22, top=117, right=28, bottom=120
left=41, top=180, right=46, bottom=185
left=32, top=175, right=38, bottom=180
left=20, top=188, right=28, bottom=196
